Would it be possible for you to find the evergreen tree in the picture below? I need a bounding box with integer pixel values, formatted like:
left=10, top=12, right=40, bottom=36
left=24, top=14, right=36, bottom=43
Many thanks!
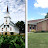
left=45, top=13, right=48, bottom=18
left=15, top=21, right=25, bottom=35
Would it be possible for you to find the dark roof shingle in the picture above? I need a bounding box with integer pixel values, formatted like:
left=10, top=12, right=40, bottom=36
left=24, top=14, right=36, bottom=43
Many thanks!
left=28, top=18, right=48, bottom=23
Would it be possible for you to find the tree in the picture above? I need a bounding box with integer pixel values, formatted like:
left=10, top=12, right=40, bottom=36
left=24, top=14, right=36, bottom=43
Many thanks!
left=45, top=13, right=48, bottom=18
left=15, top=21, right=25, bottom=35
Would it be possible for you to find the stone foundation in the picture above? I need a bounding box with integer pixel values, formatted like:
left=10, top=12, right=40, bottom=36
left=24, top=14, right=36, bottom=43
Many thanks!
left=0, top=32, right=18, bottom=35
left=0, top=32, right=1, bottom=35
left=3, top=32, right=5, bottom=35
left=7, top=32, right=10, bottom=35
left=3, top=32, right=10, bottom=35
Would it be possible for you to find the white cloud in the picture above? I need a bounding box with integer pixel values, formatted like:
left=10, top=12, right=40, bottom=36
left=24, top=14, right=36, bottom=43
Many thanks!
left=0, top=0, right=25, bottom=25
left=40, top=13, right=47, bottom=16
left=34, top=0, right=48, bottom=8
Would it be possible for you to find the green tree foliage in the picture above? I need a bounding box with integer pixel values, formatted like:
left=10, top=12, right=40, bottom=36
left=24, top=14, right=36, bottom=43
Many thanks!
left=15, top=21, right=25, bottom=34
left=45, top=13, right=48, bottom=18
left=0, top=35, right=25, bottom=48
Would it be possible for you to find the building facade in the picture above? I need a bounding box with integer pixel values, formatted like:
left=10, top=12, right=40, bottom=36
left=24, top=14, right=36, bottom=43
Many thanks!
left=0, top=6, right=19, bottom=35
left=28, top=18, right=48, bottom=32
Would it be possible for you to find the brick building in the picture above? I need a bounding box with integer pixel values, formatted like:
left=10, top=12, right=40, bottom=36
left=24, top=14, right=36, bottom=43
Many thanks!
left=28, top=18, right=48, bottom=32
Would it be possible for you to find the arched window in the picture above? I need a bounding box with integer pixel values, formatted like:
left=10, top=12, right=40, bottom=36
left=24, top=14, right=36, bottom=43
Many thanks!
left=10, top=27, right=12, bottom=31
left=6, top=19, right=7, bottom=22
left=6, top=28, right=7, bottom=31
left=6, top=19, right=7, bottom=24
left=6, top=22, right=7, bottom=24
left=2, top=28, right=3, bottom=31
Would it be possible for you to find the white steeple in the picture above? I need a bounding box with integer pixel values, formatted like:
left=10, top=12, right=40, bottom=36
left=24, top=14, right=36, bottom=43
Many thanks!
left=4, top=5, right=11, bottom=25
left=4, top=5, right=11, bottom=18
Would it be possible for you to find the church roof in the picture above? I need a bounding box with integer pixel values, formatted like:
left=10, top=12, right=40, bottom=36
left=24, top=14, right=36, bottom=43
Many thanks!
left=28, top=18, right=48, bottom=24
left=9, top=21, right=15, bottom=27
left=0, top=21, right=15, bottom=27
left=10, top=21, right=15, bottom=25
left=0, top=23, right=4, bottom=27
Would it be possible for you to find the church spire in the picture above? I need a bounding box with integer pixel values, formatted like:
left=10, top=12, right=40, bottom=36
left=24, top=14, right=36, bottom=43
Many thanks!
left=4, top=5, right=11, bottom=19
left=7, top=5, right=9, bottom=13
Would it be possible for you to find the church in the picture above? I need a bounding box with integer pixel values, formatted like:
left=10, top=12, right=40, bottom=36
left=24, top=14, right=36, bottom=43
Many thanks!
left=0, top=6, right=19, bottom=35
left=28, top=18, right=48, bottom=32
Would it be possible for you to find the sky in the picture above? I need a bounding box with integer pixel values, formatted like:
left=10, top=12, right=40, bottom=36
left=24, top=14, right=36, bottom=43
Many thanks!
left=0, top=0, right=25, bottom=25
left=28, top=0, right=48, bottom=20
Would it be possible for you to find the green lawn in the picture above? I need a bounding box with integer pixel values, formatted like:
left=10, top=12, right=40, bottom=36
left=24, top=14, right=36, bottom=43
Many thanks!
left=28, top=33, right=48, bottom=48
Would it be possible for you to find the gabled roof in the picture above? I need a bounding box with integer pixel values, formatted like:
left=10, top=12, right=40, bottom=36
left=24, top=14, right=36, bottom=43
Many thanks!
left=10, top=21, right=19, bottom=28
left=28, top=18, right=48, bottom=24
left=10, top=21, right=15, bottom=25
left=0, top=23, right=4, bottom=27
left=0, top=21, right=15, bottom=27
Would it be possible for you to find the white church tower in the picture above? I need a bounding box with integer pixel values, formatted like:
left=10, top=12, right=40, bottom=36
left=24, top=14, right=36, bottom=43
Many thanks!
left=4, top=5, right=11, bottom=25
left=0, top=5, right=19, bottom=35
left=4, top=5, right=11, bottom=32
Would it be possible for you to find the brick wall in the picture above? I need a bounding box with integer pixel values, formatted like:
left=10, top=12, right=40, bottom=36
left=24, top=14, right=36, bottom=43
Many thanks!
left=37, top=20, right=47, bottom=31
left=42, top=21, right=46, bottom=31
left=37, top=22, right=42, bottom=31
left=46, top=19, right=48, bottom=31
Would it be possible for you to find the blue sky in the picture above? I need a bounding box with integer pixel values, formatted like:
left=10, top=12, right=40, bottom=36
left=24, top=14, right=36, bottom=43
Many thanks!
left=28, top=0, right=48, bottom=20
left=0, top=0, right=25, bottom=25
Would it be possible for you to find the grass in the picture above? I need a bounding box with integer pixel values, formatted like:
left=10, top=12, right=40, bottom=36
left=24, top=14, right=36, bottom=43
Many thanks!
left=28, top=33, right=48, bottom=48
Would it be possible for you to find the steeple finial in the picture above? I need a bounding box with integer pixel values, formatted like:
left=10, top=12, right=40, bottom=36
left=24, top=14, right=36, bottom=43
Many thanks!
left=7, top=5, right=9, bottom=13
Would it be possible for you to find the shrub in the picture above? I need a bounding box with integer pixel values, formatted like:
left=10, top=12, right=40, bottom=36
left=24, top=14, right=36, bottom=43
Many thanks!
left=0, top=35, right=25, bottom=48
left=35, top=31, right=48, bottom=33
left=41, top=31, right=45, bottom=32
left=31, top=29, right=36, bottom=32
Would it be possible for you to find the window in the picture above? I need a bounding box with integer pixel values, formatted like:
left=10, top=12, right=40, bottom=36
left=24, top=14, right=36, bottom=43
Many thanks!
left=2, top=28, right=3, bottom=31
left=6, top=19, right=7, bottom=24
left=4, top=25, right=6, bottom=28
left=7, top=25, right=9, bottom=28
left=6, top=19, right=7, bottom=22
left=33, top=27, right=34, bottom=29
left=30, top=25, right=31, bottom=29
left=33, top=25, right=34, bottom=29
left=10, top=27, right=12, bottom=31
left=30, top=27, right=31, bottom=29
left=6, top=28, right=7, bottom=31
left=6, top=22, right=7, bottom=24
